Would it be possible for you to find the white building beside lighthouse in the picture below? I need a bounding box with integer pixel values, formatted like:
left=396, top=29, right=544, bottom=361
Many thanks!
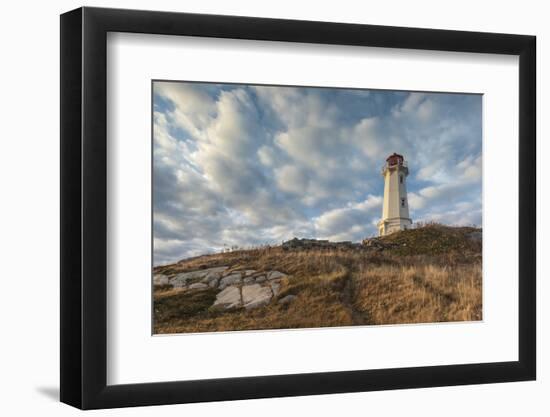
left=378, top=153, right=412, bottom=236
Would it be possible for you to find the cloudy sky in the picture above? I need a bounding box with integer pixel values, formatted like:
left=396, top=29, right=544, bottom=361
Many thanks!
left=153, top=81, right=482, bottom=265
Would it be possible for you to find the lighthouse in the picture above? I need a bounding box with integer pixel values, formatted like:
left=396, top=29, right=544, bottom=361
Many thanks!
left=378, top=153, right=412, bottom=236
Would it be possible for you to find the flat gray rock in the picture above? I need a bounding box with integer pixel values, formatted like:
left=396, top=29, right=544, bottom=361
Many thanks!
left=171, top=273, right=191, bottom=288
left=188, top=282, right=209, bottom=290
left=212, top=286, right=242, bottom=310
left=242, top=284, right=272, bottom=310
left=255, top=275, right=267, bottom=283
left=201, top=267, right=229, bottom=283
left=171, top=271, right=205, bottom=287
left=207, top=266, right=230, bottom=274
left=203, top=273, right=222, bottom=287
left=153, top=274, right=169, bottom=285
left=278, top=295, right=296, bottom=305
left=244, top=270, right=257, bottom=276
left=207, top=277, right=220, bottom=288
left=468, top=231, right=482, bottom=241
left=243, top=276, right=255, bottom=284
left=267, top=271, right=287, bottom=280
left=219, top=273, right=242, bottom=289
left=270, top=281, right=282, bottom=296
left=172, top=267, right=230, bottom=287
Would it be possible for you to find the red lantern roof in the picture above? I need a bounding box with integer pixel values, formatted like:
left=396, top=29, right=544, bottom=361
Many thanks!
left=386, top=153, right=404, bottom=166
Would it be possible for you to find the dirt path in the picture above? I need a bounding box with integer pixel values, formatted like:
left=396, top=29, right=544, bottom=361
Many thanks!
left=340, top=269, right=370, bottom=325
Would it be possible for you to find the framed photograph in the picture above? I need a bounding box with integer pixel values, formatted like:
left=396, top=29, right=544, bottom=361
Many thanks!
left=60, top=7, right=536, bottom=409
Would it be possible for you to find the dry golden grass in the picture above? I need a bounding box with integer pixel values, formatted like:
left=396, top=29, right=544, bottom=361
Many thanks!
left=153, top=225, right=482, bottom=334
left=353, top=264, right=482, bottom=325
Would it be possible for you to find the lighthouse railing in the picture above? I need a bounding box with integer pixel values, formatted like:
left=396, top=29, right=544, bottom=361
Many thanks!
left=381, top=160, right=408, bottom=172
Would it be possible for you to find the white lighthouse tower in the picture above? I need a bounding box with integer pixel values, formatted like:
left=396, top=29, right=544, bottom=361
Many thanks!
left=378, top=153, right=412, bottom=236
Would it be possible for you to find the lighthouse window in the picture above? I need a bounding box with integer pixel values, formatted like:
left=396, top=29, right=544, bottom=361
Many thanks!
left=401, top=198, right=405, bottom=207
left=400, top=175, right=403, bottom=184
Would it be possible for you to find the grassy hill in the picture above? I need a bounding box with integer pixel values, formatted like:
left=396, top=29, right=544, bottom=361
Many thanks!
left=153, top=224, right=482, bottom=334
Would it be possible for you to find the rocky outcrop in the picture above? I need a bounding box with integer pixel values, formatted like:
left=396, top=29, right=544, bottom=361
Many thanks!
left=157, top=266, right=290, bottom=311
left=171, top=267, right=228, bottom=288
left=282, top=237, right=361, bottom=251
left=361, top=238, right=402, bottom=251
left=153, top=274, right=169, bottom=285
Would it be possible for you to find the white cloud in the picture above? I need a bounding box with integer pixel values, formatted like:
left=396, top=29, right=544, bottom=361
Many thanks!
left=417, top=99, right=435, bottom=122
left=314, top=195, right=382, bottom=242
left=275, top=165, right=308, bottom=195
left=392, top=92, right=426, bottom=118
left=154, top=82, right=216, bottom=137
left=351, top=117, right=384, bottom=159
left=457, top=154, right=482, bottom=181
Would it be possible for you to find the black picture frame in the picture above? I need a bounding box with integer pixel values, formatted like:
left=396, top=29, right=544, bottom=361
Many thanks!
left=60, top=6, right=536, bottom=410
